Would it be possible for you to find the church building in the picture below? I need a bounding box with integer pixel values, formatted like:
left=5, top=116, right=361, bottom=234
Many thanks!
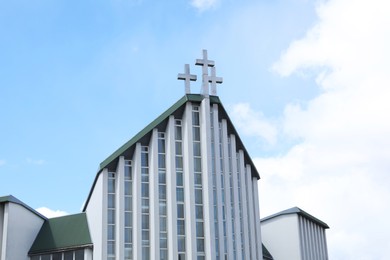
left=0, top=50, right=329, bottom=260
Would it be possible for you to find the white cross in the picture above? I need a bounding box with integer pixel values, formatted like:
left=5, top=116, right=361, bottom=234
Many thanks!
left=208, top=66, right=223, bottom=95
left=178, top=64, right=197, bottom=94
left=195, top=49, right=215, bottom=96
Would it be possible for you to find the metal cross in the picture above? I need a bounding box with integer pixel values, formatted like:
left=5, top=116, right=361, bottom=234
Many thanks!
left=178, top=64, right=197, bottom=94
left=208, top=66, right=223, bottom=95
left=195, top=49, right=215, bottom=96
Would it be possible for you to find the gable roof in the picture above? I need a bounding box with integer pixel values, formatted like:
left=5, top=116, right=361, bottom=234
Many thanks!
left=262, top=243, right=274, bottom=260
left=83, top=94, right=260, bottom=211
left=29, top=213, right=92, bottom=255
left=261, top=207, right=330, bottom=229
left=0, top=195, right=47, bottom=220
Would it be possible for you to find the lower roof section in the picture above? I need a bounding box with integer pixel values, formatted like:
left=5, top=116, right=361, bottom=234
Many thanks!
left=29, top=213, right=92, bottom=255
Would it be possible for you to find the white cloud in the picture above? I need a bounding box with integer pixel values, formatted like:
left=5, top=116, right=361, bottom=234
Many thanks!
left=190, top=0, right=219, bottom=11
left=26, top=158, right=46, bottom=165
left=230, top=103, right=278, bottom=145
left=36, top=207, right=68, bottom=218
left=248, top=0, right=390, bottom=259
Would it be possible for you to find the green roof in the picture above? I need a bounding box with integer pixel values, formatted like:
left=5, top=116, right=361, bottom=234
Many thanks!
left=262, top=243, right=274, bottom=260
left=29, top=213, right=92, bottom=255
left=261, top=207, right=330, bottom=229
left=0, top=195, right=46, bottom=219
left=83, top=94, right=260, bottom=211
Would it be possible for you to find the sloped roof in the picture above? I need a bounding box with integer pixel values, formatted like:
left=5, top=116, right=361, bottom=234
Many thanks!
left=83, top=94, right=260, bottom=211
left=261, top=207, right=329, bottom=229
left=29, top=213, right=92, bottom=255
left=0, top=194, right=46, bottom=219
left=262, top=243, right=274, bottom=260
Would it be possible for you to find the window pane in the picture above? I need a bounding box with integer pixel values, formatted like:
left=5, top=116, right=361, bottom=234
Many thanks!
left=160, top=237, right=167, bottom=248
left=141, top=183, right=149, bottom=197
left=125, top=228, right=132, bottom=243
left=125, top=212, right=132, bottom=226
left=108, top=241, right=115, bottom=255
left=193, top=142, right=201, bottom=156
left=197, top=238, right=205, bottom=252
left=177, top=204, right=184, bottom=218
left=41, top=255, right=50, bottom=260
left=125, top=182, right=132, bottom=196
left=160, top=249, right=168, bottom=260
left=177, top=188, right=184, bottom=202
left=178, top=237, right=186, bottom=252
left=125, top=245, right=132, bottom=260
left=194, top=157, right=202, bottom=172
left=108, top=178, right=115, bottom=193
left=142, top=231, right=150, bottom=242
left=192, top=112, right=200, bottom=125
left=108, top=209, right=115, bottom=224
left=159, top=170, right=166, bottom=184
left=175, top=142, right=182, bottom=155
left=177, top=220, right=185, bottom=235
left=31, top=256, right=40, bottom=260
left=142, top=215, right=149, bottom=229
left=160, top=217, right=167, bottom=232
left=52, top=253, right=62, bottom=260
left=125, top=166, right=132, bottom=180
left=159, top=186, right=166, bottom=200
left=176, top=157, right=183, bottom=169
left=159, top=202, right=167, bottom=215
left=195, top=189, right=203, bottom=204
left=193, top=127, right=200, bottom=141
left=75, top=249, right=84, bottom=260
left=176, top=171, right=183, bottom=186
left=196, top=205, right=203, bottom=219
left=195, top=173, right=202, bottom=185
left=108, top=225, right=115, bottom=240
left=158, top=138, right=165, bottom=153
left=108, top=194, right=115, bottom=209
left=64, top=251, right=73, bottom=260
left=175, top=126, right=182, bottom=140
left=158, top=154, right=166, bottom=168
left=196, top=222, right=204, bottom=237
left=125, top=197, right=132, bottom=211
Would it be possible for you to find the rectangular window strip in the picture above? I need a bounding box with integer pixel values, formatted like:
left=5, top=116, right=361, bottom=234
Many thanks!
left=175, top=119, right=186, bottom=260
left=237, top=153, right=245, bottom=258
left=228, top=137, right=237, bottom=260
left=219, top=123, right=228, bottom=259
left=210, top=109, right=220, bottom=259
left=107, top=172, right=116, bottom=260
left=30, top=249, right=85, bottom=260
left=158, top=132, right=168, bottom=260
left=192, top=105, right=205, bottom=260
left=124, top=160, right=133, bottom=260
left=141, top=146, right=150, bottom=260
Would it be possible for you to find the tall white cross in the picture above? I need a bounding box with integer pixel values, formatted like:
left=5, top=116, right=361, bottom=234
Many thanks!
left=195, top=49, right=215, bottom=96
left=208, top=66, right=223, bottom=95
left=178, top=64, right=197, bottom=94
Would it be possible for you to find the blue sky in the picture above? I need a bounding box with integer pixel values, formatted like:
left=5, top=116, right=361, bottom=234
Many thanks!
left=1, top=0, right=390, bottom=259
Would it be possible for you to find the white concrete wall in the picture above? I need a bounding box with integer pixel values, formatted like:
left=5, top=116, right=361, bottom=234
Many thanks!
left=2, top=202, right=44, bottom=260
left=85, top=171, right=105, bottom=260
left=261, top=214, right=302, bottom=260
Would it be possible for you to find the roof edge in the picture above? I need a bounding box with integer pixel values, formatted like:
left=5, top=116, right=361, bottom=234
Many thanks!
left=0, top=195, right=47, bottom=220
left=29, top=244, right=93, bottom=255
left=261, top=206, right=329, bottom=229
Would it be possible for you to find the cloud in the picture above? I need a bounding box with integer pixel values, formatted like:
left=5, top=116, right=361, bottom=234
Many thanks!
left=245, top=0, right=390, bottom=259
left=36, top=207, right=68, bottom=218
left=230, top=103, right=278, bottom=145
left=190, top=0, right=219, bottom=11
left=26, top=158, right=46, bottom=165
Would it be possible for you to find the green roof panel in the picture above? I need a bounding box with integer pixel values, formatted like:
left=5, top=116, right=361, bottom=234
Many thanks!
left=29, top=213, right=92, bottom=255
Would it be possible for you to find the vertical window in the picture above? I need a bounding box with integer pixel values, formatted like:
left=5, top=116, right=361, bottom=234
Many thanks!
left=158, top=132, right=168, bottom=260
left=192, top=106, right=205, bottom=258
left=141, top=146, right=150, bottom=260
left=124, top=160, right=133, bottom=260
left=107, top=172, right=116, bottom=260
left=175, top=119, right=186, bottom=258
left=228, top=137, right=237, bottom=260
left=237, top=154, right=245, bottom=258
left=219, top=123, right=228, bottom=259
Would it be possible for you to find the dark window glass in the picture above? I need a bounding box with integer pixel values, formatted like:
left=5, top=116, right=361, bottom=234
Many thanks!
left=177, top=220, right=185, bottom=235
left=64, top=251, right=73, bottom=260
left=75, top=249, right=84, bottom=260
left=52, top=253, right=62, bottom=260
left=177, top=204, right=184, bottom=218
